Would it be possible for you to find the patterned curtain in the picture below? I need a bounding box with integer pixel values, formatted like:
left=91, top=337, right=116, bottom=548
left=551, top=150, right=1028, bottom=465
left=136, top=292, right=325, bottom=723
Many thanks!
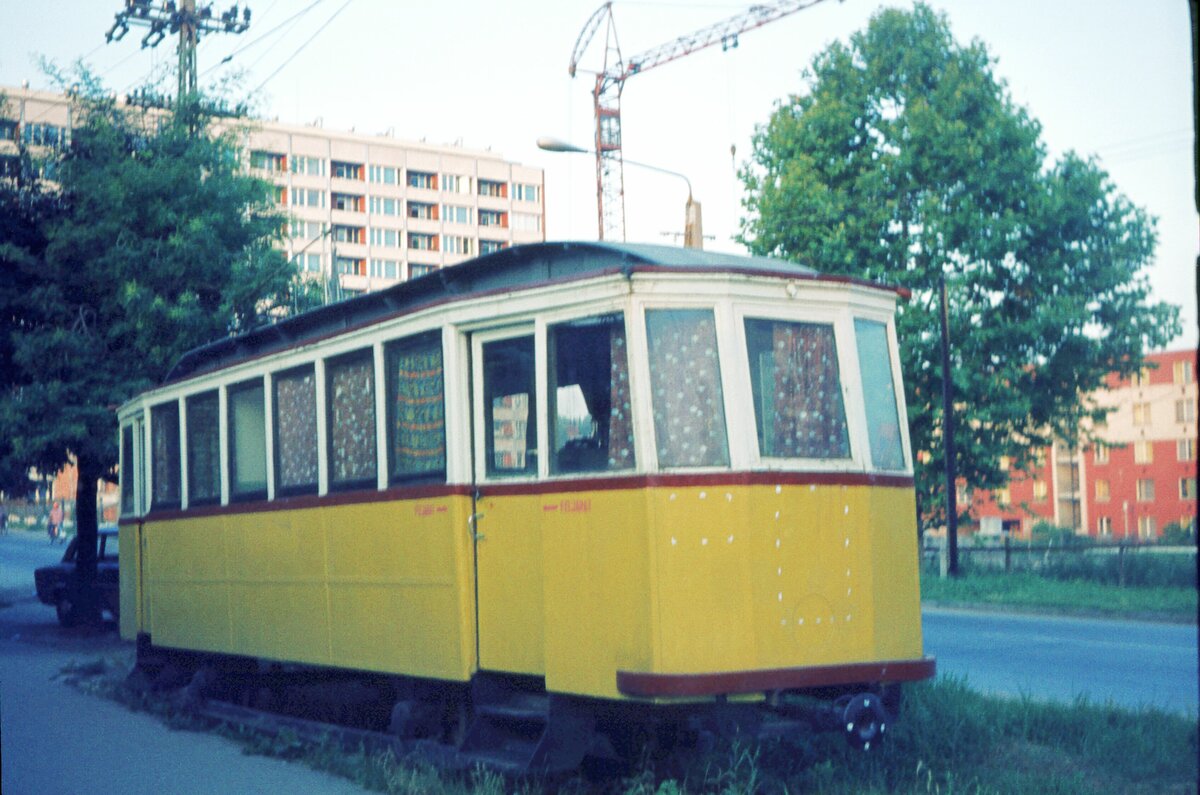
left=749, top=319, right=849, bottom=459
left=328, top=354, right=377, bottom=485
left=389, top=339, right=445, bottom=479
left=274, top=369, right=318, bottom=490
left=607, top=323, right=635, bottom=469
left=186, top=392, right=220, bottom=503
left=645, top=309, right=730, bottom=468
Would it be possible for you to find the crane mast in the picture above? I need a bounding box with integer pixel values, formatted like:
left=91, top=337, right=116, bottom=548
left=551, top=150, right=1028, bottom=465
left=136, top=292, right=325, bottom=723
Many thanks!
left=568, top=0, right=835, bottom=242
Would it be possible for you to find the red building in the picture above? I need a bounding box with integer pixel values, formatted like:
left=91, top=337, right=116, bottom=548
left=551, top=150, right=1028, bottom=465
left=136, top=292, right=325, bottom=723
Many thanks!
left=968, top=348, right=1197, bottom=540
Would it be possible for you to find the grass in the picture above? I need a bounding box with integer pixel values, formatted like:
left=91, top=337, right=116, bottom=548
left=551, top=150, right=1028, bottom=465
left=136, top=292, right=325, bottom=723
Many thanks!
left=921, top=571, right=1198, bottom=622
left=64, top=655, right=1198, bottom=794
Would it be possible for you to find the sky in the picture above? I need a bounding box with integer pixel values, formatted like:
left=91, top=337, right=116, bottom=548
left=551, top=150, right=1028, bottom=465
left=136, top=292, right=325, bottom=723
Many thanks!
left=1, top=0, right=1195, bottom=349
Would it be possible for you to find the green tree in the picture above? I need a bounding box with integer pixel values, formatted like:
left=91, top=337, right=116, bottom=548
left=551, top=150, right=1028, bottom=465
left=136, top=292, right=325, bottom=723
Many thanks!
left=738, top=4, right=1180, bottom=528
left=0, top=81, right=299, bottom=622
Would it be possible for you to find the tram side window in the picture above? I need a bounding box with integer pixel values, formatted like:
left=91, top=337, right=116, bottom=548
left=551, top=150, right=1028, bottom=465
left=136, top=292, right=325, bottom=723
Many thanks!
left=483, top=336, right=537, bottom=477
left=645, top=309, right=730, bottom=468
left=186, top=391, right=221, bottom=506
left=274, top=365, right=319, bottom=495
left=326, top=351, right=377, bottom=490
left=228, top=380, right=268, bottom=501
left=854, top=319, right=905, bottom=470
left=744, top=319, right=850, bottom=460
left=386, top=333, right=446, bottom=483
left=120, top=425, right=135, bottom=515
left=150, top=402, right=181, bottom=510
left=549, top=313, right=635, bottom=474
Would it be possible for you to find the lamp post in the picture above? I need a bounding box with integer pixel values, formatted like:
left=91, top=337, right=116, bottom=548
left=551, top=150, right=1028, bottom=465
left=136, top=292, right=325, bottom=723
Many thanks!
left=536, top=137, right=703, bottom=249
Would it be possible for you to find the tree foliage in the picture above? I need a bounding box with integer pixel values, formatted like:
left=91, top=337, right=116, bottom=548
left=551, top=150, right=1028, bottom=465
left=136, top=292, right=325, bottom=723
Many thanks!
left=738, top=4, right=1180, bottom=527
left=0, top=78, right=300, bottom=618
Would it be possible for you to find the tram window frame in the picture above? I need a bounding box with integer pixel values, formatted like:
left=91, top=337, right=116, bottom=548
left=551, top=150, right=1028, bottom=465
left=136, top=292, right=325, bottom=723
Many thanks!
left=325, top=349, right=379, bottom=492
left=644, top=308, right=731, bottom=469
left=150, top=401, right=182, bottom=511
left=548, top=313, right=636, bottom=475
left=120, top=424, right=136, bottom=516
left=385, top=331, right=447, bottom=485
left=272, top=364, right=320, bottom=497
left=185, top=390, right=221, bottom=507
left=742, top=317, right=851, bottom=462
left=227, top=378, right=268, bottom=502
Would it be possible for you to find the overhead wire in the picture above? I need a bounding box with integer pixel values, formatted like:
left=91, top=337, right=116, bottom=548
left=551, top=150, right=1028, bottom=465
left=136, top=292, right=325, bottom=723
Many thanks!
left=200, top=0, right=328, bottom=78
left=250, top=0, right=355, bottom=95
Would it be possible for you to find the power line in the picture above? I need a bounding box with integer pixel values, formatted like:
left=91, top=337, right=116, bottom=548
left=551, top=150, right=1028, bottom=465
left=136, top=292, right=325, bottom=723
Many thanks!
left=250, top=0, right=354, bottom=95
left=201, top=0, right=328, bottom=78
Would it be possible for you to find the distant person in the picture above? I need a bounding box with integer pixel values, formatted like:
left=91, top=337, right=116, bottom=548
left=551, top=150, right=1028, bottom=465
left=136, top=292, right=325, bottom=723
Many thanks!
left=48, top=501, right=63, bottom=544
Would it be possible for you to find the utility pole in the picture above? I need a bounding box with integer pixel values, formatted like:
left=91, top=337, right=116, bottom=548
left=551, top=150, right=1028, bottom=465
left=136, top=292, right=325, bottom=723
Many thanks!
left=939, top=273, right=960, bottom=576
left=106, top=0, right=251, bottom=106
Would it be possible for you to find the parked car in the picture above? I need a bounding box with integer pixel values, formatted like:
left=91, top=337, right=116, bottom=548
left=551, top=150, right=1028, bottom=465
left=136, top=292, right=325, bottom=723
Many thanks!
left=34, top=526, right=120, bottom=626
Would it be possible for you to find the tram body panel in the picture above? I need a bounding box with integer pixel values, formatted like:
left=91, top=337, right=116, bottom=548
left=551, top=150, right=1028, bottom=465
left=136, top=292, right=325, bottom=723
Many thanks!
left=863, top=486, right=924, bottom=661
left=118, top=523, right=143, bottom=641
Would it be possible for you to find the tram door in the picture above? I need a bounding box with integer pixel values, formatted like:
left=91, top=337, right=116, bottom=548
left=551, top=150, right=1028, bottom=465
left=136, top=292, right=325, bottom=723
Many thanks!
left=470, top=329, right=545, bottom=676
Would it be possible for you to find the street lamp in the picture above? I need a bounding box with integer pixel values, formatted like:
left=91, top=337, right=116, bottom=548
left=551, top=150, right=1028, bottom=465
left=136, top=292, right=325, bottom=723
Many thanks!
left=536, top=137, right=704, bottom=249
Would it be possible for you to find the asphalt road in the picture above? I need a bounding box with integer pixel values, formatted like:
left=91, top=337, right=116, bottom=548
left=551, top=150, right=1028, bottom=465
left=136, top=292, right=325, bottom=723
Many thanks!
left=922, top=606, right=1199, bottom=715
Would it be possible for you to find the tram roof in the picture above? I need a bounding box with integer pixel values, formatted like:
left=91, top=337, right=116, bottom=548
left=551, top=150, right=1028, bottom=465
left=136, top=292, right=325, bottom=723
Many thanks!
left=163, top=241, right=848, bottom=383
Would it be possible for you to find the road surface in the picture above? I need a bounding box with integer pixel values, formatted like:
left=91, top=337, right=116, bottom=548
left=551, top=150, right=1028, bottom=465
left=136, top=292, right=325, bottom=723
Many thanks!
left=922, top=605, right=1198, bottom=715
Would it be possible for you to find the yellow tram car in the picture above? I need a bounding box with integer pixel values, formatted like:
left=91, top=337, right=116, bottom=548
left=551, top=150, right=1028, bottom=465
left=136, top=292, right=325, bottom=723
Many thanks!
left=117, top=241, right=933, bottom=769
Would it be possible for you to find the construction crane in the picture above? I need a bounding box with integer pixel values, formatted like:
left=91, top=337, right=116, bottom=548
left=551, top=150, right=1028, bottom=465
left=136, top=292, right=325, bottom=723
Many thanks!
left=568, top=0, right=835, bottom=244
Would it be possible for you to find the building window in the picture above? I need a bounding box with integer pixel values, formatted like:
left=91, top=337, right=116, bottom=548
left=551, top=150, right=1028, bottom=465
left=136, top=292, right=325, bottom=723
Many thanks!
left=1093, top=443, right=1109, bottom=464
left=21, top=122, right=66, bottom=148
left=386, top=332, right=446, bottom=483
left=998, top=456, right=1011, bottom=471
left=0, top=120, right=16, bottom=141
left=442, top=234, right=474, bottom=256
left=295, top=188, right=326, bottom=208
left=1174, top=360, right=1194, bottom=385
left=479, top=179, right=507, bottom=198
left=249, top=150, right=285, bottom=172
left=443, top=204, right=472, bottom=224
left=332, top=192, right=364, bottom=212
left=1178, top=438, right=1196, bottom=461
left=1095, top=479, right=1110, bottom=502
left=369, top=196, right=399, bottom=216
left=332, top=225, right=364, bottom=244
left=228, top=379, right=267, bottom=501
left=1134, top=440, right=1153, bottom=464
left=512, top=212, right=541, bottom=233
left=1175, top=399, right=1195, bottom=423
left=1097, top=516, right=1112, bottom=536
left=1132, top=402, right=1151, bottom=426
left=408, top=232, right=437, bottom=251
left=335, top=256, right=365, bottom=276
left=291, top=155, right=325, bottom=176
left=410, top=264, right=436, bottom=278
left=480, top=239, right=507, bottom=255
left=0, top=155, right=19, bottom=179
left=996, top=487, right=1011, bottom=507
left=273, top=366, right=318, bottom=496
left=443, top=174, right=472, bottom=194
left=291, top=220, right=323, bottom=240
left=332, top=160, right=364, bottom=180
left=186, top=391, right=220, bottom=506
left=1137, top=516, right=1156, bottom=539
left=150, top=402, right=181, bottom=510
left=369, top=258, right=399, bottom=279
left=301, top=253, right=322, bottom=273
left=549, top=313, right=634, bottom=474
left=408, top=201, right=438, bottom=220
left=1181, top=478, right=1197, bottom=500
left=479, top=209, right=507, bottom=227
left=1032, top=480, right=1048, bottom=502
left=513, top=183, right=540, bottom=202
left=326, top=351, right=377, bottom=490
left=646, top=309, right=730, bottom=468
left=369, top=228, right=400, bottom=248
left=368, top=164, right=397, bottom=184
left=1136, top=478, right=1155, bottom=502
left=1132, top=367, right=1152, bottom=387
left=408, top=170, right=437, bottom=190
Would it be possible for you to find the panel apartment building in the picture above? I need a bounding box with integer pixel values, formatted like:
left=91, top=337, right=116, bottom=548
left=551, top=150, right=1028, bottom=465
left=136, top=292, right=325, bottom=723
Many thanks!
left=967, top=348, right=1198, bottom=540
left=1, top=85, right=546, bottom=296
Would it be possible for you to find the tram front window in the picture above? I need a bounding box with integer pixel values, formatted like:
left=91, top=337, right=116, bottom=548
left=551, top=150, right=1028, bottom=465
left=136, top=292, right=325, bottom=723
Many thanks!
left=744, top=318, right=850, bottom=460
left=549, top=313, right=634, bottom=474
